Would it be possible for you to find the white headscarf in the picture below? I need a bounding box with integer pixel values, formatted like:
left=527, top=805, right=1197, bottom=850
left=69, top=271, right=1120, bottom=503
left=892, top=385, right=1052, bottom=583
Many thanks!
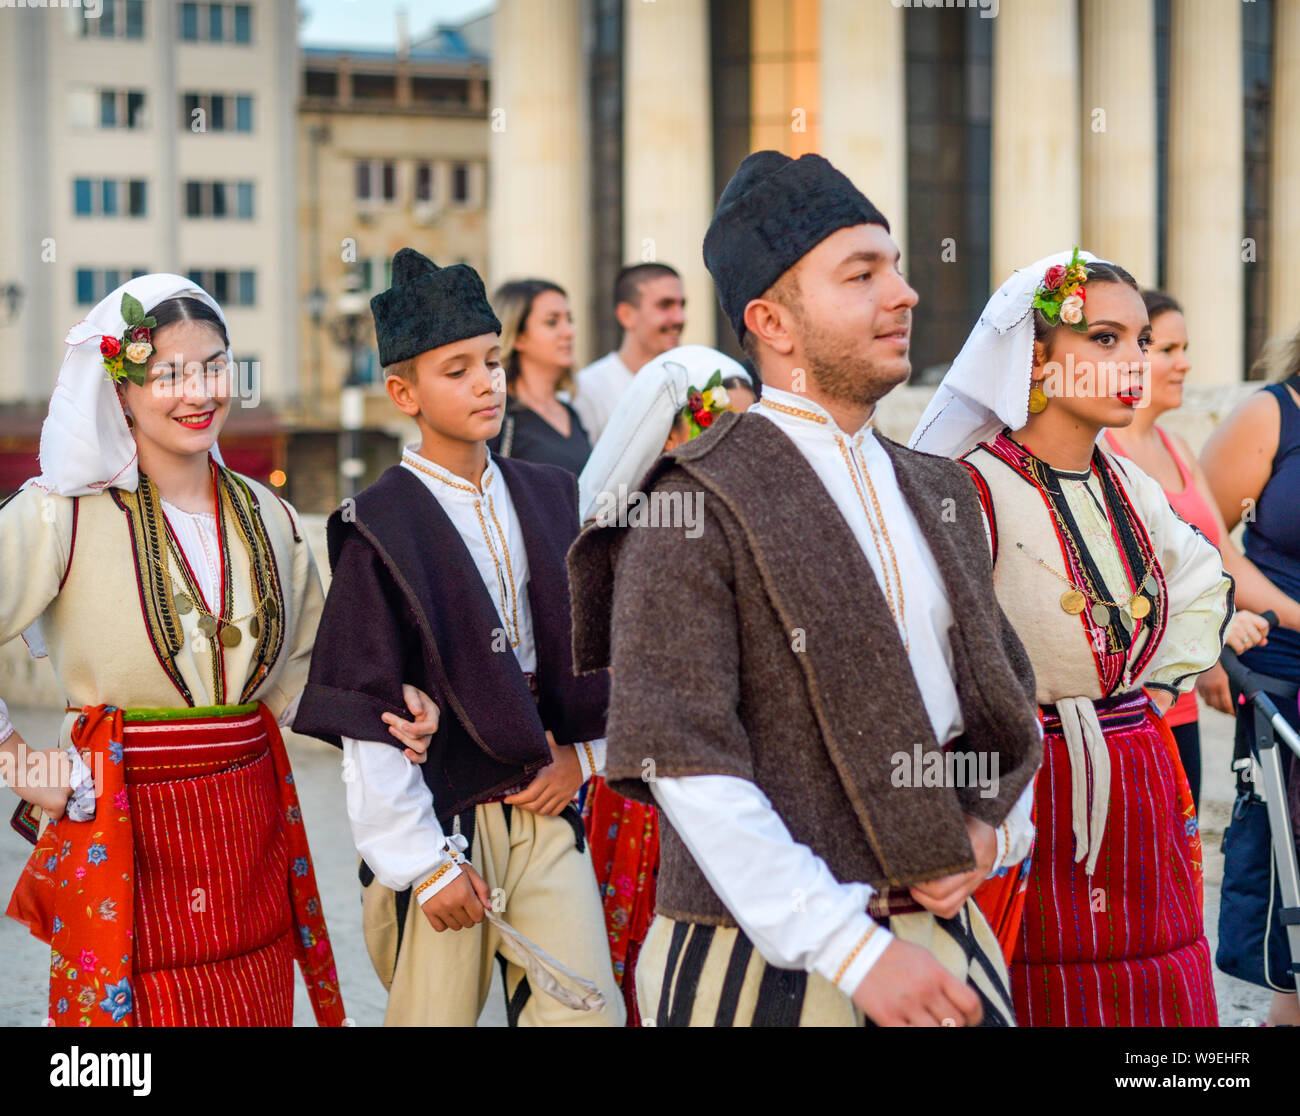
left=577, top=344, right=750, bottom=523
left=26, top=272, right=229, bottom=498
left=909, top=249, right=1102, bottom=459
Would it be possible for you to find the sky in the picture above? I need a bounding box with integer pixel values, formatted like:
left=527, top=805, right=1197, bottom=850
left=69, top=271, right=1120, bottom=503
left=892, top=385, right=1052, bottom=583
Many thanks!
left=299, top=0, right=492, bottom=48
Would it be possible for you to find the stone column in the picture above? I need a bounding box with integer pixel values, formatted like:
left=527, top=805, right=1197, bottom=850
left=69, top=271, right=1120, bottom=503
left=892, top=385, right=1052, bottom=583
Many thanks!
left=1080, top=0, right=1157, bottom=285
left=1270, top=0, right=1300, bottom=345
left=1167, top=0, right=1243, bottom=384
left=991, top=0, right=1081, bottom=285
left=819, top=0, right=906, bottom=261
left=488, top=0, right=588, bottom=354
left=623, top=0, right=714, bottom=347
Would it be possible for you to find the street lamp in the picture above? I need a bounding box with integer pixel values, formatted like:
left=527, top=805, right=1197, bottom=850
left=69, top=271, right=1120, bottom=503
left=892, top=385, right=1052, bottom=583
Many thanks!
left=329, top=272, right=370, bottom=502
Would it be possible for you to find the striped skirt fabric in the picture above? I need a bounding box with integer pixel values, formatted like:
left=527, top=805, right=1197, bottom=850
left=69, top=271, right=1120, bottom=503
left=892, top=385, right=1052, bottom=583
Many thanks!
left=1012, top=700, right=1217, bottom=1026
left=637, top=898, right=1015, bottom=1027
left=125, top=711, right=296, bottom=1026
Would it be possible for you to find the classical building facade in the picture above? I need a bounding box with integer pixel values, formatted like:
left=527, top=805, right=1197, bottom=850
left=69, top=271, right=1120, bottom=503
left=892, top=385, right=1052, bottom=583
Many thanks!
left=489, top=0, right=1299, bottom=384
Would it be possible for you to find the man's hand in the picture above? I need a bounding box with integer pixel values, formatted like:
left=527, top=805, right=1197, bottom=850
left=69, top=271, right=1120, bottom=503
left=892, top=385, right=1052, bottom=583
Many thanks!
left=907, top=815, right=997, bottom=919
left=851, top=937, right=983, bottom=1026
left=504, top=731, right=583, bottom=816
left=1197, top=661, right=1235, bottom=716
left=0, top=733, right=73, bottom=821
left=420, top=862, right=491, bottom=932
left=382, top=684, right=439, bottom=763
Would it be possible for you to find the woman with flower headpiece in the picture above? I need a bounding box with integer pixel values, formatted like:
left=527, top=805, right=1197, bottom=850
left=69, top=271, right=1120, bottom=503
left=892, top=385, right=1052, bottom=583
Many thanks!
left=911, top=250, right=1233, bottom=1027
left=0, top=275, right=434, bottom=1027
left=575, top=344, right=752, bottom=1025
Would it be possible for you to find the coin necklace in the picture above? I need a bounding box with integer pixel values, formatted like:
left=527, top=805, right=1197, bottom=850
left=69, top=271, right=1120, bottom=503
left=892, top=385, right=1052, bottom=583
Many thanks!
left=160, top=515, right=276, bottom=648
left=1016, top=508, right=1159, bottom=633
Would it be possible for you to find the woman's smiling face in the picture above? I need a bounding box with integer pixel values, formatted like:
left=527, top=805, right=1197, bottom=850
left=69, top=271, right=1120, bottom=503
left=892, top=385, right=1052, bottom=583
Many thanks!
left=119, top=319, right=233, bottom=461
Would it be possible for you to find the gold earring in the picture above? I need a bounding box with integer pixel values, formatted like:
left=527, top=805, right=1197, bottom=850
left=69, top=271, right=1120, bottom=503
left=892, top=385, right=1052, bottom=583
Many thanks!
left=1027, top=386, right=1048, bottom=414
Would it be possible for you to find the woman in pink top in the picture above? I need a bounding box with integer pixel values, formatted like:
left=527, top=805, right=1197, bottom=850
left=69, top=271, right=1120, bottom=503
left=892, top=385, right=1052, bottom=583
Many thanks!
left=1106, top=290, right=1280, bottom=809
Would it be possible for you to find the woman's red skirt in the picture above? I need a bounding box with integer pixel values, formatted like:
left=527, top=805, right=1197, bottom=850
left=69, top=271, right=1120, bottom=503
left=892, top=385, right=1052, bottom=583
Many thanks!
left=1011, top=693, right=1217, bottom=1027
left=584, top=776, right=659, bottom=1027
left=8, top=703, right=344, bottom=1027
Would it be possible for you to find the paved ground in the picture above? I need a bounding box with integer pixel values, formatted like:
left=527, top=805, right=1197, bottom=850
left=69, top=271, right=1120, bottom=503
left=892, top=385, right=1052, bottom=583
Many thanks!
left=0, top=702, right=1277, bottom=1027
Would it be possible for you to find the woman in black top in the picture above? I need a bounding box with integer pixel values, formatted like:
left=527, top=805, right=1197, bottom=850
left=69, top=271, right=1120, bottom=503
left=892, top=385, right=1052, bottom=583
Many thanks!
left=487, top=279, right=592, bottom=474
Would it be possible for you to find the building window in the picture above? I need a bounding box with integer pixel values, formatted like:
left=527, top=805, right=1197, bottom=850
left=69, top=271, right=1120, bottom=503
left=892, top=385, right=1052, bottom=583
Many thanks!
left=81, top=0, right=146, bottom=39
left=415, top=161, right=433, bottom=202
left=353, top=73, right=397, bottom=101
left=96, top=89, right=148, bottom=130
left=355, top=159, right=397, bottom=203
left=180, top=92, right=254, bottom=133
left=128, top=179, right=147, bottom=216
left=1243, top=0, right=1273, bottom=375
left=73, top=177, right=147, bottom=217
left=183, top=180, right=256, bottom=219
left=304, top=70, right=338, bottom=99
left=451, top=162, right=471, bottom=205
left=354, top=257, right=394, bottom=293
left=187, top=269, right=257, bottom=307
left=411, top=76, right=471, bottom=108
left=902, top=6, right=993, bottom=381
left=179, top=3, right=252, bottom=44
left=75, top=267, right=149, bottom=306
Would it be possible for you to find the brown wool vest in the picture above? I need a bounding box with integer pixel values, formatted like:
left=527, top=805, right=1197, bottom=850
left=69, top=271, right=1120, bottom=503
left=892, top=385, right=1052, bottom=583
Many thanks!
left=569, top=410, right=1043, bottom=926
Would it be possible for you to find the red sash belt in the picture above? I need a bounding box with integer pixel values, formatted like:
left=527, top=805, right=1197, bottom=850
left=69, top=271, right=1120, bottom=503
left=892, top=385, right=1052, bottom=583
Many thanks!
left=6, top=702, right=346, bottom=1027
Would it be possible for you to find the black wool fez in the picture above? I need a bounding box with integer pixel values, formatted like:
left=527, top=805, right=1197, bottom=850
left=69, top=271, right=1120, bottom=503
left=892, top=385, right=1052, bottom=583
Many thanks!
left=703, top=151, right=890, bottom=343
left=369, top=248, right=501, bottom=367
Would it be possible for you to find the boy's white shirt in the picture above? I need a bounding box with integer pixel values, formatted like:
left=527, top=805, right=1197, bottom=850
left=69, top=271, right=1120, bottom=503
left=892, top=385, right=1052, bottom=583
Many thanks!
left=341, top=446, right=604, bottom=907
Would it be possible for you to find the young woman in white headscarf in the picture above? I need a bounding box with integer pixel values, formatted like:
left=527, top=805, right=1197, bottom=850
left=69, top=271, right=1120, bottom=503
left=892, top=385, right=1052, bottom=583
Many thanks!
left=1, top=275, right=435, bottom=1027
left=575, top=344, right=752, bottom=1026
left=911, top=250, right=1232, bottom=1027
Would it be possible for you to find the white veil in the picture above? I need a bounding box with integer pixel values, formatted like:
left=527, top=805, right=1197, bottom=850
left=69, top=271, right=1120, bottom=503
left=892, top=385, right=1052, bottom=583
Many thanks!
left=577, top=344, right=750, bottom=524
left=26, top=272, right=229, bottom=498
left=909, top=250, right=1101, bottom=459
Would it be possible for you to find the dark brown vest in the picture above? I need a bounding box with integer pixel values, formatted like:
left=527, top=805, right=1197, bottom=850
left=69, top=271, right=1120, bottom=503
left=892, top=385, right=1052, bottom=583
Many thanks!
left=295, top=458, right=609, bottom=824
left=569, top=410, right=1041, bottom=924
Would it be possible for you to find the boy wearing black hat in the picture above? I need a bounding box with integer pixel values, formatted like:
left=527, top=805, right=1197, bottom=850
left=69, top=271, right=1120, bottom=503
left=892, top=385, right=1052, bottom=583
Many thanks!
left=569, top=153, right=1042, bottom=1027
left=295, top=249, right=623, bottom=1026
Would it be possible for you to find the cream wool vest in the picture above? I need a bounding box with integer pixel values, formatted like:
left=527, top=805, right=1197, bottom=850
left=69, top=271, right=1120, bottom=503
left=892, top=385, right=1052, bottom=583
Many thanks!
left=1, top=473, right=322, bottom=751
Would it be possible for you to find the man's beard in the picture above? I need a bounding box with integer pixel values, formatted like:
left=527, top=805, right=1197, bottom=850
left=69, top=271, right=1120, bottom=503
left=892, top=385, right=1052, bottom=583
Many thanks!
left=799, top=308, right=910, bottom=409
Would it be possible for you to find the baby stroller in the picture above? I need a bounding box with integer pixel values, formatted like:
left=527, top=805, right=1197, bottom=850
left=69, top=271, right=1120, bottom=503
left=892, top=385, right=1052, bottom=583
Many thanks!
left=1219, top=610, right=1300, bottom=985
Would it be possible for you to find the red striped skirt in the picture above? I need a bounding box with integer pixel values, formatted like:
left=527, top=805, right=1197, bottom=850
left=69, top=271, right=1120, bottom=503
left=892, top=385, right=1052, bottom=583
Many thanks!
left=1011, top=693, right=1217, bottom=1027
left=8, top=703, right=344, bottom=1027
left=126, top=708, right=296, bottom=1025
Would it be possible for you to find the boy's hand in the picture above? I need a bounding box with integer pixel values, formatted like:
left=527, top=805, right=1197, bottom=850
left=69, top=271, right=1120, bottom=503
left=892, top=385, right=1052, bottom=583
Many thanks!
left=907, top=815, right=996, bottom=919
left=382, top=684, right=439, bottom=763
left=504, top=731, right=582, bottom=816
left=851, top=938, right=982, bottom=1026
left=420, top=862, right=491, bottom=932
